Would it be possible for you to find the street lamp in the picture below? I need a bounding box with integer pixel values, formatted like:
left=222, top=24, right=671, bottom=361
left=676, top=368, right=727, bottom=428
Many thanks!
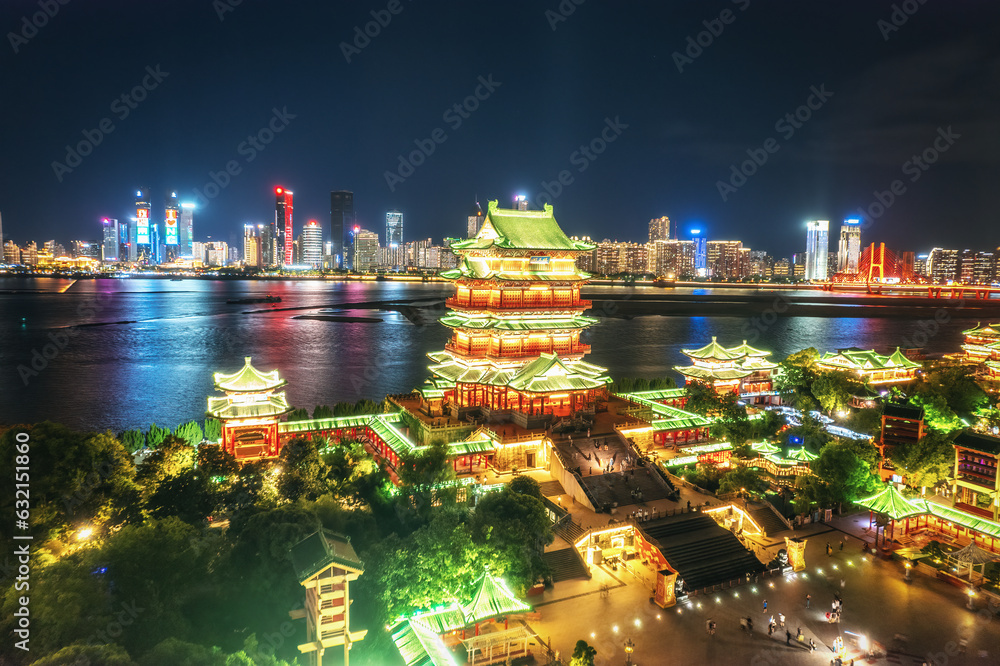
left=966, top=588, right=976, bottom=610
left=624, top=638, right=635, bottom=665
left=904, top=561, right=912, bottom=582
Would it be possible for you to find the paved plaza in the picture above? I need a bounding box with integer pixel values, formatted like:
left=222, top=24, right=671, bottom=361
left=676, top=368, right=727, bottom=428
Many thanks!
left=528, top=517, right=1000, bottom=666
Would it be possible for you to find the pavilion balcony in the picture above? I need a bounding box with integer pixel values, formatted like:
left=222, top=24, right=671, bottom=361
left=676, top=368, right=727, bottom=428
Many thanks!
left=446, top=297, right=592, bottom=312
left=957, top=473, right=997, bottom=489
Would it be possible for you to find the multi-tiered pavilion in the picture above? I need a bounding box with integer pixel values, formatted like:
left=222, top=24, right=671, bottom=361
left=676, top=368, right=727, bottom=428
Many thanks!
left=206, top=356, right=292, bottom=460
left=814, top=347, right=921, bottom=385
left=959, top=323, right=1000, bottom=385
left=673, top=337, right=779, bottom=399
left=420, top=200, right=610, bottom=429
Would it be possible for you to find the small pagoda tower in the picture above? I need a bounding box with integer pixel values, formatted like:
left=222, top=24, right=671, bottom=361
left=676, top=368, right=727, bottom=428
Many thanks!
left=289, top=529, right=368, bottom=666
left=422, top=200, right=610, bottom=429
left=206, top=356, right=292, bottom=460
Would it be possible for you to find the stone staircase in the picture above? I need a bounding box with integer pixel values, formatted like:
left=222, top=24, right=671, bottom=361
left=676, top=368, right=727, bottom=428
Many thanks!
left=553, top=519, right=586, bottom=544
left=748, top=503, right=792, bottom=538
left=538, top=479, right=566, bottom=497
left=542, top=547, right=590, bottom=582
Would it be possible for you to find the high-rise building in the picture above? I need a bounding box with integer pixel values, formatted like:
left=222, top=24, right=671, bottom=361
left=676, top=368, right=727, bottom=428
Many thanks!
left=275, top=187, right=293, bottom=266
left=179, top=203, right=194, bottom=258
left=4, top=240, right=18, bottom=264
left=386, top=210, right=403, bottom=249
left=648, top=216, right=671, bottom=242
left=837, top=218, right=862, bottom=274
left=102, top=218, right=119, bottom=262
left=205, top=241, right=228, bottom=267
left=330, top=190, right=354, bottom=268
left=22, top=241, right=38, bottom=266
left=691, top=230, right=707, bottom=275
left=244, top=224, right=261, bottom=268
left=707, top=240, right=743, bottom=279
left=926, top=248, right=959, bottom=283
left=302, top=220, right=323, bottom=268
left=514, top=194, right=528, bottom=211
left=467, top=201, right=483, bottom=238
left=133, top=188, right=152, bottom=263
left=352, top=229, right=380, bottom=272
left=72, top=240, right=100, bottom=260
left=164, top=192, right=180, bottom=262
left=650, top=239, right=695, bottom=278
left=804, top=220, right=829, bottom=281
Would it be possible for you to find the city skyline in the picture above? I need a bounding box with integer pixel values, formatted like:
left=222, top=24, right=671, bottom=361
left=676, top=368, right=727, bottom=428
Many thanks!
left=2, top=3, right=999, bottom=257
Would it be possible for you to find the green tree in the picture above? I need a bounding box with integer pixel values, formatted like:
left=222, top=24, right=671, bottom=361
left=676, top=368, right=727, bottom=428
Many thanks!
left=508, top=475, right=543, bottom=499
left=397, top=440, right=458, bottom=523
left=811, top=371, right=859, bottom=415
left=277, top=437, right=329, bottom=502
left=138, top=435, right=197, bottom=486
left=890, top=431, right=955, bottom=492
left=312, top=404, right=334, bottom=419
left=204, top=417, right=222, bottom=441
left=174, top=420, right=204, bottom=446
left=750, top=409, right=785, bottom=441
left=811, top=442, right=881, bottom=511
left=0, top=424, right=140, bottom=545
left=718, top=465, right=768, bottom=496
left=198, top=444, right=239, bottom=477
left=683, top=381, right=725, bottom=416
left=121, top=428, right=146, bottom=453
left=32, top=643, right=137, bottom=666
left=147, top=423, right=170, bottom=449
left=139, top=638, right=225, bottom=666
left=570, top=639, right=597, bottom=666
left=713, top=393, right=752, bottom=446
left=776, top=348, right=820, bottom=410
left=286, top=407, right=310, bottom=422
left=146, top=469, right=216, bottom=524
left=844, top=406, right=883, bottom=436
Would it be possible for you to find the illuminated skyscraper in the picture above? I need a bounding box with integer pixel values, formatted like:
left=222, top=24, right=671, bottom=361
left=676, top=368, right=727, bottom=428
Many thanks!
left=386, top=210, right=403, bottom=247
left=102, top=218, right=119, bottom=262
left=133, top=188, right=152, bottom=264
left=352, top=229, right=380, bottom=272
left=164, top=192, right=180, bottom=262
left=302, top=220, right=323, bottom=268
left=179, top=203, right=195, bottom=258
left=804, top=220, right=829, bottom=281
left=275, top=187, right=293, bottom=266
left=467, top=201, right=483, bottom=237
left=648, top=216, right=671, bottom=242
left=330, top=190, right=354, bottom=268
left=691, top=229, right=707, bottom=275
left=837, top=219, right=861, bottom=273
left=243, top=224, right=261, bottom=268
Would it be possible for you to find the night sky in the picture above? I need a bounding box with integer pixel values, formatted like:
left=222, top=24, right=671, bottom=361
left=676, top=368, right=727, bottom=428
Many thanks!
left=2, top=0, right=999, bottom=258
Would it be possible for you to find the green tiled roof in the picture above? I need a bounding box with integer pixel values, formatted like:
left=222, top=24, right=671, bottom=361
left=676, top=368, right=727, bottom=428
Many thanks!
left=507, top=353, right=610, bottom=392
left=279, top=414, right=372, bottom=435
left=449, top=200, right=593, bottom=252
left=727, top=340, right=771, bottom=358
left=288, top=529, right=363, bottom=583
left=751, top=441, right=782, bottom=455
left=440, top=314, right=597, bottom=331
left=953, top=430, right=1000, bottom=455
left=786, top=447, right=818, bottom=461
left=853, top=484, right=924, bottom=521
left=462, top=570, right=532, bottom=624
left=616, top=390, right=712, bottom=431
left=391, top=619, right=459, bottom=666
left=962, top=323, right=1000, bottom=338
left=207, top=393, right=291, bottom=419
left=675, top=366, right=753, bottom=381
left=626, top=388, right=689, bottom=401
left=818, top=347, right=920, bottom=371
left=214, top=357, right=286, bottom=392
left=682, top=336, right=744, bottom=361
left=915, top=498, right=1000, bottom=539
left=408, top=605, right=467, bottom=635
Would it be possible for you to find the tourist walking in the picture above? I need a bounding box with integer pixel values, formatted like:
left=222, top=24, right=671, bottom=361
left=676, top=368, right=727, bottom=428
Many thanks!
left=762, top=599, right=767, bottom=613
left=806, top=593, right=811, bottom=608
left=786, top=630, right=792, bottom=645
left=840, top=538, right=845, bottom=551
left=809, top=638, right=816, bottom=652
left=778, top=612, right=785, bottom=628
